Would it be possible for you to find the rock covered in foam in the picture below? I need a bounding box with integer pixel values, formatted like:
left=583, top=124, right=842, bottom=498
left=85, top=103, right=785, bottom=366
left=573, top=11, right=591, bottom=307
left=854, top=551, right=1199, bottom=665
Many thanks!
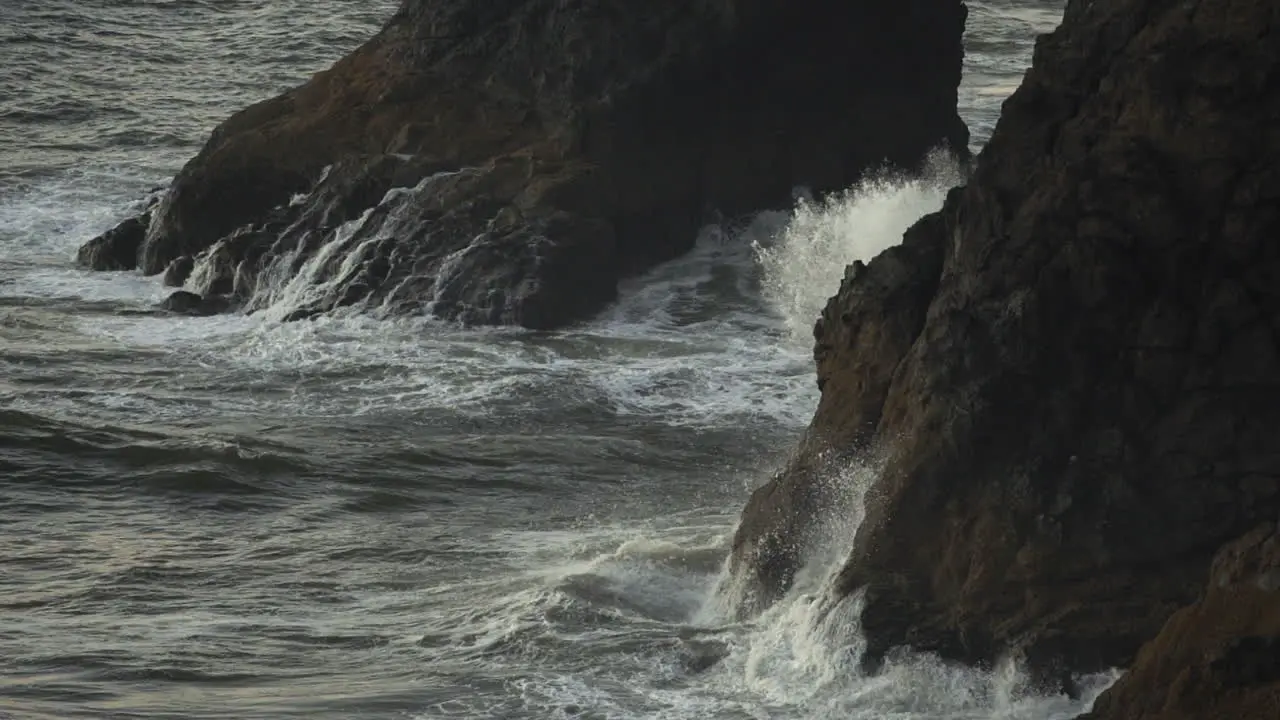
left=232, top=155, right=620, bottom=327
left=78, top=0, right=970, bottom=328
left=730, top=0, right=1280, bottom=683
left=729, top=208, right=951, bottom=615
left=76, top=189, right=164, bottom=272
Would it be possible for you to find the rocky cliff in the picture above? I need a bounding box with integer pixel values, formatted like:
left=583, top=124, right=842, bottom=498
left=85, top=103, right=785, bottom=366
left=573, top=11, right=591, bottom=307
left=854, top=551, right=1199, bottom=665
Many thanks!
left=731, top=0, right=1280, bottom=689
left=78, top=0, right=968, bottom=328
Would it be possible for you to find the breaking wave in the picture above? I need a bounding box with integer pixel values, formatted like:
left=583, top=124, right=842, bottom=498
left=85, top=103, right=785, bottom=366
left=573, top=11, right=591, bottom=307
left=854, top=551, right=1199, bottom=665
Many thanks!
left=755, top=149, right=963, bottom=344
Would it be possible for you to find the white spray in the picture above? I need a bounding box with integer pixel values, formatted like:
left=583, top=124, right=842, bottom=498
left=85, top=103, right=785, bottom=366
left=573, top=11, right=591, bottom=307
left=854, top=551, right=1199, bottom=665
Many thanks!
left=755, top=149, right=963, bottom=345
left=690, top=150, right=1117, bottom=717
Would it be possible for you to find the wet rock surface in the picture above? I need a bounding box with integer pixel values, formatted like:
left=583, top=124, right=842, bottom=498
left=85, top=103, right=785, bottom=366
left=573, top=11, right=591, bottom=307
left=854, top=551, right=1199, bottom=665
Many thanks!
left=75, top=189, right=164, bottom=272
left=81, top=0, right=969, bottom=328
left=161, top=256, right=194, bottom=287
left=158, top=290, right=231, bottom=316
left=728, top=209, right=951, bottom=614
left=731, top=0, right=1280, bottom=685
left=76, top=212, right=150, bottom=271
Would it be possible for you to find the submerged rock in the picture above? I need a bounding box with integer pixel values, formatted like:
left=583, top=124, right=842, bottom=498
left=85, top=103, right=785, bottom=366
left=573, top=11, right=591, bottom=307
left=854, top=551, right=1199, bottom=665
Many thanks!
left=81, top=0, right=970, bottom=327
left=731, top=0, right=1280, bottom=683
left=678, top=639, right=731, bottom=675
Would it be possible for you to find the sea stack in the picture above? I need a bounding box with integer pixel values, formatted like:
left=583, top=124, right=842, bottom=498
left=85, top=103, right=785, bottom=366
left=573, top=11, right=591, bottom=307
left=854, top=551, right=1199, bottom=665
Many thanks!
left=78, top=0, right=969, bottom=327
left=730, top=0, right=1280, bottom=701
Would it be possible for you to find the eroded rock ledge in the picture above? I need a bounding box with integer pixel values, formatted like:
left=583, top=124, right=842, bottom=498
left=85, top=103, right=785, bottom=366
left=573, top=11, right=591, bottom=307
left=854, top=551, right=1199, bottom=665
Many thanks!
left=79, top=0, right=969, bottom=328
left=731, top=0, right=1280, bottom=691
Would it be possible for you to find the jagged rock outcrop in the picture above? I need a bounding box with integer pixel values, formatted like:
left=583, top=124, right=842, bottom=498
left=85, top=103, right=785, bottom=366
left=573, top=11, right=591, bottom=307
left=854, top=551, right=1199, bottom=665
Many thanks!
left=75, top=190, right=163, bottom=271
left=731, top=0, right=1280, bottom=684
left=162, top=256, right=194, bottom=287
left=76, top=213, right=149, bottom=271
left=79, top=0, right=969, bottom=327
left=1082, top=522, right=1280, bottom=719
left=729, top=209, right=952, bottom=614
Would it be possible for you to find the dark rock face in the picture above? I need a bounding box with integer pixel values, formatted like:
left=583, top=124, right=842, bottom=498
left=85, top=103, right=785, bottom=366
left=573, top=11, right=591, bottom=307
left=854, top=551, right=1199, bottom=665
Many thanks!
left=158, top=290, right=231, bottom=316
left=83, top=0, right=969, bottom=327
left=232, top=156, right=622, bottom=327
left=729, top=209, right=952, bottom=614
left=76, top=190, right=164, bottom=271
left=162, top=256, right=195, bottom=287
left=76, top=213, right=150, bottom=271
left=730, top=0, right=1280, bottom=681
left=1082, top=523, right=1280, bottom=720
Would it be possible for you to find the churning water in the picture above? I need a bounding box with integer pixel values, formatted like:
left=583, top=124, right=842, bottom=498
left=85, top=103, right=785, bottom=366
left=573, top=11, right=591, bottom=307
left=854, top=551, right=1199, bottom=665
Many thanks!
left=0, top=2, right=1102, bottom=718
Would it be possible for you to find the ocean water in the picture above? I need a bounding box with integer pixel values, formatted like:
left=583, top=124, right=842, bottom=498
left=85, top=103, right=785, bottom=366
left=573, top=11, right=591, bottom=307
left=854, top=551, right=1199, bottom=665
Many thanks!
left=0, top=2, right=1101, bottom=718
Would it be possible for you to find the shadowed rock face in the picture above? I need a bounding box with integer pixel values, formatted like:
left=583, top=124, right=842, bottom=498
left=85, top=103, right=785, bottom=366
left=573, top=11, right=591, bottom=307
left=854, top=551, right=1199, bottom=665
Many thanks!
left=730, top=0, right=1280, bottom=681
left=75, top=191, right=162, bottom=271
left=1082, top=523, right=1280, bottom=720
left=76, top=213, right=149, bottom=271
left=158, top=290, right=231, bottom=316
left=78, top=0, right=969, bottom=327
left=728, top=208, right=952, bottom=615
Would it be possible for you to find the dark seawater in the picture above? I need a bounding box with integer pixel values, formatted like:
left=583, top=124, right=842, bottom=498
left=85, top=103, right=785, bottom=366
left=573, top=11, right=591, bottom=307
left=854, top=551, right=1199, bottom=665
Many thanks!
left=1, top=2, right=1103, bottom=719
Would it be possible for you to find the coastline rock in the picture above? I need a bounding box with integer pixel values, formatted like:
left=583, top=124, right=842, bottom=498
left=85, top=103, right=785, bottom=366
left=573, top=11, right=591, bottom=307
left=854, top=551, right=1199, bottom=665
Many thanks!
left=76, top=189, right=164, bottom=272
left=1082, top=523, right=1280, bottom=719
left=89, top=0, right=970, bottom=327
left=238, top=156, right=622, bottom=327
left=730, top=0, right=1280, bottom=682
left=158, top=290, right=231, bottom=316
left=729, top=209, right=951, bottom=613
left=162, top=256, right=194, bottom=287
left=76, top=213, right=150, bottom=271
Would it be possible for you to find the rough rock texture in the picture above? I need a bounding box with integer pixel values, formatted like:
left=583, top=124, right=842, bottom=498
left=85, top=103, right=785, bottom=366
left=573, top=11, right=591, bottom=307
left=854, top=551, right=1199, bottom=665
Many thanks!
left=728, top=209, right=952, bottom=613
left=731, top=0, right=1280, bottom=681
left=236, top=155, right=621, bottom=326
left=83, top=0, right=969, bottom=327
left=76, top=213, right=151, bottom=271
left=75, top=190, right=163, bottom=271
left=1083, top=523, right=1280, bottom=720
left=162, top=256, right=195, bottom=287
left=158, top=290, right=231, bottom=316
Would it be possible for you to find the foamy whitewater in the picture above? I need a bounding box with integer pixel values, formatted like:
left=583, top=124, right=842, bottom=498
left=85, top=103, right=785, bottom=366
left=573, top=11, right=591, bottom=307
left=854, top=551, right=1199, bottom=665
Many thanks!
left=0, top=2, right=1096, bottom=718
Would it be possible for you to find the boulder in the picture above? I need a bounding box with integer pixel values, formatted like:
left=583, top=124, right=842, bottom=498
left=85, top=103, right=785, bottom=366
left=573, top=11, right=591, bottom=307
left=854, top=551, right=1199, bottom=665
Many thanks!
left=158, top=291, right=231, bottom=316
left=75, top=213, right=150, bottom=271
left=730, top=0, right=1280, bottom=683
left=185, top=223, right=280, bottom=299
left=162, top=256, right=194, bottom=287
left=83, top=0, right=970, bottom=327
